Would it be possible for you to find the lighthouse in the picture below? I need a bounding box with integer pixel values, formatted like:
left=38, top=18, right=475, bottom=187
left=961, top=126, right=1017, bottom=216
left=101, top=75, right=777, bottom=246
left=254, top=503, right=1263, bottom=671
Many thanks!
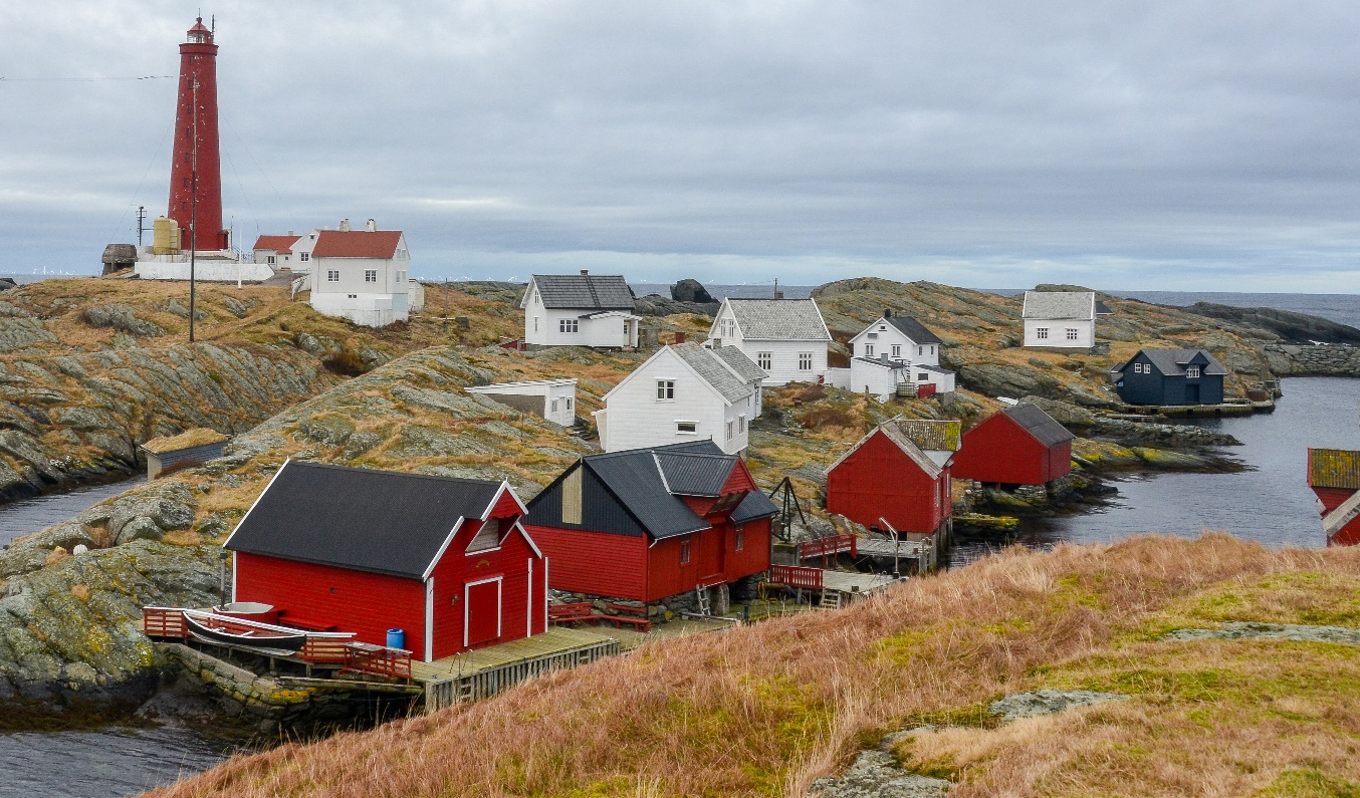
left=168, top=17, right=228, bottom=251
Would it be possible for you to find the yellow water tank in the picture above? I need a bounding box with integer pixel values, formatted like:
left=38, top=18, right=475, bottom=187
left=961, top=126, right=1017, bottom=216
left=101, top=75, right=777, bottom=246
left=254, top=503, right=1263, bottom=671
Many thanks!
left=152, top=217, right=181, bottom=255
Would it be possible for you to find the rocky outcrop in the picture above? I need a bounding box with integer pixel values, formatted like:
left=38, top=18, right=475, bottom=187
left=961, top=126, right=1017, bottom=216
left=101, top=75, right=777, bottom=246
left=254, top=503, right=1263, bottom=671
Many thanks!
left=670, top=278, right=717, bottom=305
left=1019, top=396, right=1242, bottom=449
left=810, top=750, right=950, bottom=798
left=956, top=364, right=1115, bottom=407
left=1183, top=302, right=1360, bottom=345
left=0, top=342, right=336, bottom=503
left=989, top=689, right=1128, bottom=722
left=0, top=541, right=220, bottom=709
left=1260, top=343, right=1360, bottom=377
left=634, top=295, right=718, bottom=317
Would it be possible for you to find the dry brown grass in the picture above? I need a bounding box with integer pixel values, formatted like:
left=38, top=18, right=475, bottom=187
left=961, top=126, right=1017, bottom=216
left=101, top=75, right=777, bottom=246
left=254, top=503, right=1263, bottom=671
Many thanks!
left=143, top=535, right=1360, bottom=798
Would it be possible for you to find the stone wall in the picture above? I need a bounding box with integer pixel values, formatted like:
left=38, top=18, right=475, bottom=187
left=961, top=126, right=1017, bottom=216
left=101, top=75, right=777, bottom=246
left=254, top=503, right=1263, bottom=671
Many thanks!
left=1262, top=343, right=1360, bottom=377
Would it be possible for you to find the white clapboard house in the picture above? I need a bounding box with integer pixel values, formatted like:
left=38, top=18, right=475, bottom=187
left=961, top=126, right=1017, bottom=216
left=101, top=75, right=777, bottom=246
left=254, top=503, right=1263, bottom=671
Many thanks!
left=828, top=310, right=955, bottom=400
left=521, top=272, right=641, bottom=349
left=706, top=298, right=831, bottom=385
left=466, top=378, right=578, bottom=426
left=594, top=343, right=765, bottom=456
left=1021, top=291, right=1097, bottom=349
left=309, top=222, right=412, bottom=328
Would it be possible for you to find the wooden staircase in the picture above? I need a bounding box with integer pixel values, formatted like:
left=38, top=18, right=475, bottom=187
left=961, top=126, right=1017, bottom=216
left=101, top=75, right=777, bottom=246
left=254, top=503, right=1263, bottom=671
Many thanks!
left=818, top=589, right=843, bottom=610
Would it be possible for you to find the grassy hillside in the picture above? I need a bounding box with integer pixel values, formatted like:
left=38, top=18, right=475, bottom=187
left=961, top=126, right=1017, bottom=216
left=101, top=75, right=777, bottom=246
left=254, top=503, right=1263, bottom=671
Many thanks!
left=143, top=535, right=1360, bottom=798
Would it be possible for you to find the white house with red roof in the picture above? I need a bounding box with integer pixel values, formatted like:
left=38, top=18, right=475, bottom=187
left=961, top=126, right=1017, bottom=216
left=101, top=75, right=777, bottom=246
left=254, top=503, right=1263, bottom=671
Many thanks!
left=251, top=230, right=322, bottom=271
left=309, top=219, right=412, bottom=327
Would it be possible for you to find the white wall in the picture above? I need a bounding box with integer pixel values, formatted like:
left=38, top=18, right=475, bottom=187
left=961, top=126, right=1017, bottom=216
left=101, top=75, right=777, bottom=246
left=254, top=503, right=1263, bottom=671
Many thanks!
left=409, top=281, right=426, bottom=312
left=310, top=292, right=401, bottom=327
left=135, top=260, right=274, bottom=282
left=601, top=349, right=748, bottom=454
left=312, top=255, right=409, bottom=297
left=736, top=340, right=827, bottom=386
left=849, top=359, right=906, bottom=402
left=1024, top=319, right=1094, bottom=348
left=467, top=380, right=578, bottom=426
left=522, top=288, right=637, bottom=348
left=851, top=321, right=940, bottom=366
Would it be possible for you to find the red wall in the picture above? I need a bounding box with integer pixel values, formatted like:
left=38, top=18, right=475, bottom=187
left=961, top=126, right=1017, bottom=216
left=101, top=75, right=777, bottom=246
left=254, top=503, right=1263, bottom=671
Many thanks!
left=1313, top=487, right=1360, bottom=547
left=826, top=431, right=947, bottom=534
left=953, top=414, right=1072, bottom=486
left=529, top=517, right=772, bottom=603
left=526, top=525, right=649, bottom=600
left=234, top=552, right=426, bottom=652
left=235, top=487, right=546, bottom=661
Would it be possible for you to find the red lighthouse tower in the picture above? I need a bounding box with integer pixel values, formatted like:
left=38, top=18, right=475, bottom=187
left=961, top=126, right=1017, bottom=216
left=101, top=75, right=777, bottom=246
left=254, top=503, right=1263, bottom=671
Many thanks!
left=168, top=17, right=228, bottom=251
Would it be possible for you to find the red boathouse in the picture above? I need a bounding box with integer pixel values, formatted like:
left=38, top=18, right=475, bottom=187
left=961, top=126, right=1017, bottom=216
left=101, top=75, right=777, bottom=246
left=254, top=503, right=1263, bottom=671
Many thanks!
left=1307, top=448, right=1360, bottom=546
left=825, top=418, right=960, bottom=535
left=952, top=404, right=1074, bottom=486
left=225, top=460, right=548, bottom=662
left=522, top=441, right=779, bottom=605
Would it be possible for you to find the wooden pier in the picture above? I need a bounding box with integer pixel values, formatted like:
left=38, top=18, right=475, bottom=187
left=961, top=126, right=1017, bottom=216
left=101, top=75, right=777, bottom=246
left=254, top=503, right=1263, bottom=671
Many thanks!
left=416, top=627, right=621, bottom=712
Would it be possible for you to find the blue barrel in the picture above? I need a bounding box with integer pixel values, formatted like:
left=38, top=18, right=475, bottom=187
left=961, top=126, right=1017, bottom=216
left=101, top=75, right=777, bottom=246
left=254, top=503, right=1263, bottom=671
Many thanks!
left=386, top=628, right=405, bottom=650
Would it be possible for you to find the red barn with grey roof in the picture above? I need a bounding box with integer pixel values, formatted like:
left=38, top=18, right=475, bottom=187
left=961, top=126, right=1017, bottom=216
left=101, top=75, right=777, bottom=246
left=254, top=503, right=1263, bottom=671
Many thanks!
left=225, top=460, right=547, bottom=661
left=952, top=404, right=1075, bottom=486
left=825, top=418, right=959, bottom=535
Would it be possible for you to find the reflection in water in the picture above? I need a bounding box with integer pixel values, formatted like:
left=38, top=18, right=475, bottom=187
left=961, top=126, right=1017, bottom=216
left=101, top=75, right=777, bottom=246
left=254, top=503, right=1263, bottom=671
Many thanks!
left=949, top=377, right=1360, bottom=568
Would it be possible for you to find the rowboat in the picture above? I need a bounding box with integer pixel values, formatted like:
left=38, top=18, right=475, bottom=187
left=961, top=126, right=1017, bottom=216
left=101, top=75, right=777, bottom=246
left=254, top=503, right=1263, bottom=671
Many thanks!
left=183, top=608, right=308, bottom=657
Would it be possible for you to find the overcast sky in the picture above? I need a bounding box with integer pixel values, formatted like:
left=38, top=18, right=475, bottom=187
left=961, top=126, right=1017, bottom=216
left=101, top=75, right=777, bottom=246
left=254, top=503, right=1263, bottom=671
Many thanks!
left=4, top=1, right=1360, bottom=291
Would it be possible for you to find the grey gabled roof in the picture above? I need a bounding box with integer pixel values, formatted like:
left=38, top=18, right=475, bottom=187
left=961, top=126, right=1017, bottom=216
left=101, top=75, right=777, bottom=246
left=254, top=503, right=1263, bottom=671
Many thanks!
left=584, top=441, right=746, bottom=539
left=1003, top=404, right=1076, bottom=447
left=224, top=461, right=506, bottom=579
left=885, top=314, right=943, bottom=345
left=1134, top=348, right=1230, bottom=377
left=709, top=344, right=767, bottom=383
left=525, top=274, right=635, bottom=310
left=1021, top=291, right=1095, bottom=320
left=730, top=488, right=779, bottom=524
left=671, top=343, right=753, bottom=403
left=725, top=298, right=831, bottom=341
left=828, top=417, right=944, bottom=480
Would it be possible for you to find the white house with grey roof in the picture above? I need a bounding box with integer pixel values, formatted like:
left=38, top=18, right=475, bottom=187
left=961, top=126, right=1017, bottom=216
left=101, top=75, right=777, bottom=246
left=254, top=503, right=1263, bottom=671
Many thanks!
left=831, top=310, right=956, bottom=400
left=521, top=271, right=641, bottom=349
left=1021, top=291, right=1097, bottom=349
left=594, top=343, right=765, bottom=456
left=706, top=298, right=831, bottom=385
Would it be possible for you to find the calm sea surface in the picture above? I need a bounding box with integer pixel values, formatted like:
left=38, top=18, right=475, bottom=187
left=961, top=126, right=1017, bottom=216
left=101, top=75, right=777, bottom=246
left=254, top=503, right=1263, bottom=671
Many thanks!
left=0, top=287, right=1357, bottom=796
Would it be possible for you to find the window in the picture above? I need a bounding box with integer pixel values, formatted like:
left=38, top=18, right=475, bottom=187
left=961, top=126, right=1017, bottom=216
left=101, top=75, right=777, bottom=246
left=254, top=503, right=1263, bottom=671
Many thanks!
left=533, top=316, right=539, bottom=333
left=467, top=518, right=501, bottom=553
left=680, top=539, right=691, bottom=565
left=891, top=344, right=901, bottom=358
left=266, top=255, right=275, bottom=265
left=551, top=398, right=559, bottom=413
left=1036, top=327, right=1049, bottom=340
left=726, top=420, right=734, bottom=440
left=735, top=529, right=745, bottom=552
left=1186, top=366, right=1201, bottom=378
left=930, top=346, right=935, bottom=356
left=1134, top=362, right=1145, bottom=374
left=1066, top=328, right=1079, bottom=341
left=364, top=270, right=377, bottom=283
left=326, top=270, right=340, bottom=282
left=565, top=398, right=573, bottom=411
left=559, top=318, right=578, bottom=333
left=677, top=421, right=697, bottom=434
left=799, top=352, right=813, bottom=370
left=739, top=415, right=746, bottom=433
left=757, top=352, right=772, bottom=370
left=657, top=380, right=675, bottom=400
left=918, top=345, right=925, bottom=356
left=918, top=373, right=929, bottom=381
left=300, top=252, right=310, bottom=262
left=865, top=344, right=874, bottom=358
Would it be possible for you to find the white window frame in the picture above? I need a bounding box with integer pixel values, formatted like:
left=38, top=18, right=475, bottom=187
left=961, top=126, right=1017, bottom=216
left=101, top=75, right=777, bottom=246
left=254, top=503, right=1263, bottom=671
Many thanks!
left=300, top=252, right=310, bottom=262
left=326, top=269, right=340, bottom=282
left=891, top=344, right=901, bottom=358
left=865, top=344, right=874, bottom=358
left=726, top=420, right=734, bottom=440
left=657, top=380, right=675, bottom=401
left=676, top=421, right=698, bottom=434
left=559, top=318, right=578, bottom=333
left=679, top=539, right=691, bottom=565
left=1186, top=365, right=1201, bottom=379
left=798, top=352, right=813, bottom=370
left=735, top=528, right=745, bottom=552
left=365, top=269, right=378, bottom=283
left=265, top=255, right=276, bottom=265
left=757, top=352, right=772, bottom=370
left=1036, top=327, right=1049, bottom=339
left=1065, top=328, right=1079, bottom=341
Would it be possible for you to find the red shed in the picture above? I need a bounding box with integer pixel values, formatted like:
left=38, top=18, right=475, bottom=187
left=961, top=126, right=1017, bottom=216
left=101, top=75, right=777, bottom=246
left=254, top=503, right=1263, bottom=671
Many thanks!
left=952, top=404, right=1074, bottom=486
left=522, top=441, right=779, bottom=604
left=825, top=418, right=960, bottom=535
left=1308, top=448, right=1360, bottom=547
left=225, top=460, right=547, bottom=662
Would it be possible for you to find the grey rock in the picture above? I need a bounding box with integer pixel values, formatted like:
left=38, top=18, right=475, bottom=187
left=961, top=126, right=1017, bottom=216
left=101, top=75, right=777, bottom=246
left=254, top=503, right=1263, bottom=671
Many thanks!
left=165, top=298, right=207, bottom=321
left=221, top=296, right=251, bottom=319
left=342, top=430, right=382, bottom=460
left=0, top=319, right=58, bottom=353
left=989, top=689, right=1128, bottom=722
left=1163, top=621, right=1360, bottom=647
left=114, top=516, right=164, bottom=544
left=82, top=304, right=167, bottom=337
left=52, top=406, right=106, bottom=431
left=1263, top=343, right=1360, bottom=378
left=299, top=413, right=356, bottom=447
left=1183, top=302, right=1360, bottom=345
left=671, top=278, right=717, bottom=304
left=810, top=751, right=950, bottom=798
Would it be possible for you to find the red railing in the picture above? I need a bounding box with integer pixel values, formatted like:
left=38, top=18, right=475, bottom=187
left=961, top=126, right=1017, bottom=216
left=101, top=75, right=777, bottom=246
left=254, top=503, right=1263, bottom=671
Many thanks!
left=798, top=534, right=857, bottom=565
left=141, top=607, right=410, bottom=681
left=769, top=564, right=823, bottom=590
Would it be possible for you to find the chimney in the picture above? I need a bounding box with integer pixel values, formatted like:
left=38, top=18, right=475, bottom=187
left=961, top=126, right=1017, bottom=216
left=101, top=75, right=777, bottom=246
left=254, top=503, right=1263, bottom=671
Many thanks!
left=287, top=230, right=294, bottom=236
left=675, top=332, right=687, bottom=344
left=339, top=219, right=351, bottom=232
left=365, top=219, right=376, bottom=232
left=580, top=269, right=589, bottom=276
left=884, top=308, right=892, bottom=318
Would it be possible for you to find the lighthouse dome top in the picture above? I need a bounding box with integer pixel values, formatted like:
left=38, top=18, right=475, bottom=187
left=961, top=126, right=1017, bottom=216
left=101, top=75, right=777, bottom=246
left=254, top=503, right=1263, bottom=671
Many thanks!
left=186, top=17, right=213, bottom=44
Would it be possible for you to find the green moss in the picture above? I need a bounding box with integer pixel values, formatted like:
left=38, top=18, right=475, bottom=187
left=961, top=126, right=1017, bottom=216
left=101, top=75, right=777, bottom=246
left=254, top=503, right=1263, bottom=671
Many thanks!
left=1254, top=768, right=1360, bottom=798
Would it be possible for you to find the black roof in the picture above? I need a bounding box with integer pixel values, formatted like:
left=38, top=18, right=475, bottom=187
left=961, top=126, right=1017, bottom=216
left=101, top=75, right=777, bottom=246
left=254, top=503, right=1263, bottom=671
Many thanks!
left=529, top=274, right=635, bottom=310
left=224, top=461, right=508, bottom=579
left=655, top=451, right=739, bottom=497
left=1003, top=404, right=1075, bottom=447
left=884, top=313, right=943, bottom=345
left=1134, top=348, right=1229, bottom=377
left=730, top=489, right=779, bottom=525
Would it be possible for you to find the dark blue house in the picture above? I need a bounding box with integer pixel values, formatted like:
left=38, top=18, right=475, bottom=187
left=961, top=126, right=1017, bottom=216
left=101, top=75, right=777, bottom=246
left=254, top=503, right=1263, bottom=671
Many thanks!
left=1111, top=348, right=1228, bottom=406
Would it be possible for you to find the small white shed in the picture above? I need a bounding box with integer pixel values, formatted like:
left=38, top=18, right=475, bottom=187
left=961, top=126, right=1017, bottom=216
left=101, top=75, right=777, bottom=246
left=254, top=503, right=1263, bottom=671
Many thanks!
left=466, top=379, right=579, bottom=426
